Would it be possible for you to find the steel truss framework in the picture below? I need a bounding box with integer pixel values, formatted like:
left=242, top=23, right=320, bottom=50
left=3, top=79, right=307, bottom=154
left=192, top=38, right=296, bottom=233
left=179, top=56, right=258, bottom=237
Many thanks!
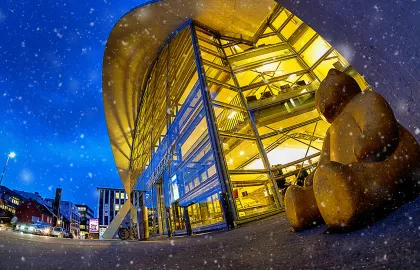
left=126, top=4, right=370, bottom=234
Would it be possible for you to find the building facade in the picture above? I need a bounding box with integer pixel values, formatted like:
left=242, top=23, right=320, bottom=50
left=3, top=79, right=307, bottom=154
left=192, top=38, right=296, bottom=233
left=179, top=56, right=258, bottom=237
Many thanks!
left=103, top=1, right=372, bottom=235
left=44, top=199, right=81, bottom=236
left=0, top=185, right=26, bottom=223
left=75, top=204, right=94, bottom=237
left=15, top=199, right=55, bottom=226
left=96, top=187, right=142, bottom=234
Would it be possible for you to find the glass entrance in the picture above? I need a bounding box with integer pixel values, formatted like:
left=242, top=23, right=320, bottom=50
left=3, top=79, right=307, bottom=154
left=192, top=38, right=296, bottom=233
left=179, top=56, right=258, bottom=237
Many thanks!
left=147, top=180, right=166, bottom=235
left=156, top=181, right=166, bottom=234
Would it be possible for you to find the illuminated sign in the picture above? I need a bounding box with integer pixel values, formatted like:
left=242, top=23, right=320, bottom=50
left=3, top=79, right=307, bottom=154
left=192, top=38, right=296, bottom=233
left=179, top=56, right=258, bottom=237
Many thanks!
left=89, top=218, right=99, bottom=233
left=146, top=143, right=175, bottom=189
left=104, top=204, right=109, bottom=216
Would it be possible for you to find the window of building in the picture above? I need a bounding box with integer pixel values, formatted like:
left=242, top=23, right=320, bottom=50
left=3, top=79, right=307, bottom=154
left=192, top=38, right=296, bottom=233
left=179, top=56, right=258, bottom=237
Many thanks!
left=187, top=192, right=224, bottom=229
left=11, top=197, right=20, bottom=205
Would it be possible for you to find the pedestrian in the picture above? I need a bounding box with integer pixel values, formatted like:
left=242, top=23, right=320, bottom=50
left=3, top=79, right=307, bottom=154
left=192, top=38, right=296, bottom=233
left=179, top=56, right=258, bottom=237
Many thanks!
left=294, top=164, right=308, bottom=186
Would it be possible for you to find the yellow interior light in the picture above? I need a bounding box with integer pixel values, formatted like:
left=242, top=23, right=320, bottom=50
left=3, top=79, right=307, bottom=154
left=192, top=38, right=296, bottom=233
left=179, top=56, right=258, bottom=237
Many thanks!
left=228, top=111, right=237, bottom=119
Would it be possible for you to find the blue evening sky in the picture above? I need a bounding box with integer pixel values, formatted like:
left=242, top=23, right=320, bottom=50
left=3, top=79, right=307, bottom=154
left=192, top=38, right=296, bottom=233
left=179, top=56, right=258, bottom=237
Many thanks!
left=0, top=0, right=148, bottom=214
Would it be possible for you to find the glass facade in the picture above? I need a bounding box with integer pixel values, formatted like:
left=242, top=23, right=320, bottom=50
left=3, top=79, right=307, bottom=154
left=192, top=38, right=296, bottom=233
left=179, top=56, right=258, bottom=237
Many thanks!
left=130, top=5, right=370, bottom=234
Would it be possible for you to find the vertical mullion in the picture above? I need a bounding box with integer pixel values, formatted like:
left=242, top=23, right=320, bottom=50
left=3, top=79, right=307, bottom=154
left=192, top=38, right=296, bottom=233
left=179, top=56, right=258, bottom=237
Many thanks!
left=190, top=23, right=236, bottom=228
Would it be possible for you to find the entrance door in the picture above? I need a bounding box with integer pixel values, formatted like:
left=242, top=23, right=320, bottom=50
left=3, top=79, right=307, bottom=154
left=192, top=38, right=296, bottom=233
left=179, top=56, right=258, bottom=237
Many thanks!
left=156, top=180, right=165, bottom=234
left=169, top=201, right=185, bottom=232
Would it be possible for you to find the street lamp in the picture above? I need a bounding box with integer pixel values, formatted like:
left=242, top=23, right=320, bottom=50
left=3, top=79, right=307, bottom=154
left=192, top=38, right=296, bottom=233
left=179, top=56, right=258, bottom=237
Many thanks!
left=0, top=152, right=16, bottom=185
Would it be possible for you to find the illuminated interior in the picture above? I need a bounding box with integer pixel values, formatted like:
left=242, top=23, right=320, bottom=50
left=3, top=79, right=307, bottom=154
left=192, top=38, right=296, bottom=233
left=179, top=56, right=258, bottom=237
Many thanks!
left=129, top=4, right=370, bottom=234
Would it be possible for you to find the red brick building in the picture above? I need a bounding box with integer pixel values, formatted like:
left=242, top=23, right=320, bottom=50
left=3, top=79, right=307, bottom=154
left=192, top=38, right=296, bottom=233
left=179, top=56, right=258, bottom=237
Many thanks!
left=16, top=199, right=56, bottom=225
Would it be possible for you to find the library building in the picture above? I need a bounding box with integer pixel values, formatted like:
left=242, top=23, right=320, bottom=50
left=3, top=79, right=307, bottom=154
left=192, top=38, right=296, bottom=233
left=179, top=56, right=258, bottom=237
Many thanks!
left=102, top=0, right=372, bottom=236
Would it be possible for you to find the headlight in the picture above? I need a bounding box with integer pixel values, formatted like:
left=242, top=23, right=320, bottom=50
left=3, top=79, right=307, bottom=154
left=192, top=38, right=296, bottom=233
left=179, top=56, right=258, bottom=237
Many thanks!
left=28, top=226, right=34, bottom=232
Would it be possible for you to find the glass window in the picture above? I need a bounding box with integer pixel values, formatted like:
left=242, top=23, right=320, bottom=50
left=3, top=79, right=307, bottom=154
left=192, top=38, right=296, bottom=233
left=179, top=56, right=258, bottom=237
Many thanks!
left=234, top=58, right=305, bottom=88
left=243, top=74, right=317, bottom=107
left=187, top=191, right=224, bottom=229
left=209, top=85, right=243, bottom=108
left=255, top=35, right=282, bottom=46
left=229, top=47, right=292, bottom=69
left=213, top=105, right=255, bottom=136
left=221, top=136, right=263, bottom=170
left=230, top=173, right=277, bottom=218
left=313, top=50, right=350, bottom=81
left=280, top=16, right=303, bottom=40
left=171, top=138, right=216, bottom=197
left=262, top=121, right=327, bottom=165
left=180, top=117, right=208, bottom=158
left=291, top=27, right=316, bottom=52
left=256, top=108, right=320, bottom=136
left=300, top=36, right=331, bottom=67
left=271, top=9, right=290, bottom=30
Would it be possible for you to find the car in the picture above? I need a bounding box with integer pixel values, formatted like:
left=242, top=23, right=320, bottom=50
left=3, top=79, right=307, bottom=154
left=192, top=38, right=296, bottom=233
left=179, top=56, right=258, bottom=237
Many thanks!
left=21, top=224, right=36, bottom=234
left=51, top=227, right=66, bottom=237
left=33, top=225, right=51, bottom=236
left=32, top=224, right=43, bottom=235
left=41, top=225, right=52, bottom=236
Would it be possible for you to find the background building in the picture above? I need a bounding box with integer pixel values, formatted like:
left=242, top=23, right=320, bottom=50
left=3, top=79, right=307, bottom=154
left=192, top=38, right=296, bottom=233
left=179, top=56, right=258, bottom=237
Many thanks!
left=45, top=199, right=81, bottom=237
left=75, top=204, right=94, bottom=238
left=15, top=199, right=56, bottom=226
left=0, top=185, right=26, bottom=223
left=96, top=187, right=142, bottom=238
left=13, top=190, right=47, bottom=205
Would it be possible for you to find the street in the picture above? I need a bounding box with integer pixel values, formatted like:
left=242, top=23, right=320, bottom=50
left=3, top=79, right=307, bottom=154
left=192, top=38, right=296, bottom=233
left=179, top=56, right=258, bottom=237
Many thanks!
left=1, top=197, right=420, bottom=270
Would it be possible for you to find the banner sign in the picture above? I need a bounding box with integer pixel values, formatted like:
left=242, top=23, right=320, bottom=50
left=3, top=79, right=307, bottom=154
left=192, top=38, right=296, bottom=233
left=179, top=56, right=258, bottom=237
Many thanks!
left=89, top=218, right=99, bottom=233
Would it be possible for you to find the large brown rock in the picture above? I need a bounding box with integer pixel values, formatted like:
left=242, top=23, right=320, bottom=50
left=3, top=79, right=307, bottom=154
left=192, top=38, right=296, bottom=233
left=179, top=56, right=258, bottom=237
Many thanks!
left=285, top=68, right=420, bottom=231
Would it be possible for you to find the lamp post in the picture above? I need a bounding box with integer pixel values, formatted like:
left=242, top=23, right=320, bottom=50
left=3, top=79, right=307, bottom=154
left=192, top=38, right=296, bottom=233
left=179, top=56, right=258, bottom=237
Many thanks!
left=0, top=152, right=16, bottom=186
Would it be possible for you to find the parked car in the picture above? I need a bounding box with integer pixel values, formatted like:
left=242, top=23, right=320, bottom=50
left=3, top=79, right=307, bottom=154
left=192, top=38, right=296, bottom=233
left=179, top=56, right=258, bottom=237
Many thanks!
left=19, top=224, right=36, bottom=234
left=32, top=224, right=43, bottom=235
left=33, top=225, right=51, bottom=236
left=51, top=227, right=66, bottom=237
